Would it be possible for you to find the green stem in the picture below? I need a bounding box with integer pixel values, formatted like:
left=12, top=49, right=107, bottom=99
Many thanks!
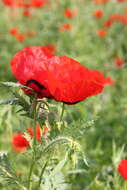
left=28, top=96, right=38, bottom=190
left=28, top=158, right=35, bottom=190
left=60, top=103, right=65, bottom=122
left=37, top=161, right=48, bottom=189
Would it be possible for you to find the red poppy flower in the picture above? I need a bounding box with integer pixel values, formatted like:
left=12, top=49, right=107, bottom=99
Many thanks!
left=97, top=29, right=107, bottom=37
left=104, top=76, right=115, bottom=86
left=27, top=125, right=41, bottom=142
left=45, top=44, right=56, bottom=56
left=64, top=8, right=76, bottom=19
left=11, top=46, right=53, bottom=98
left=114, top=56, right=125, bottom=68
left=59, top=23, right=72, bottom=32
left=31, top=0, right=45, bottom=8
left=11, top=46, right=105, bottom=104
left=117, top=0, right=125, bottom=2
left=22, top=9, right=31, bottom=17
left=12, top=125, right=41, bottom=152
left=103, top=19, right=113, bottom=28
left=93, top=0, right=109, bottom=4
left=16, top=33, right=26, bottom=43
left=93, top=10, right=103, bottom=19
left=118, top=160, right=127, bottom=180
left=12, top=133, right=29, bottom=152
left=46, top=56, right=105, bottom=103
left=9, top=28, right=18, bottom=36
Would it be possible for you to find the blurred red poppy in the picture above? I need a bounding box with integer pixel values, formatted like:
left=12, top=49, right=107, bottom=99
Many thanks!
left=11, top=46, right=105, bottom=104
left=9, top=28, right=18, bottom=36
left=12, top=125, right=41, bottom=152
left=93, top=10, right=103, bottom=19
left=114, top=56, right=125, bottom=68
left=59, top=23, right=72, bottom=32
left=97, top=29, right=107, bottom=37
left=64, top=8, right=77, bottom=19
left=118, top=160, right=127, bottom=180
left=12, top=133, right=29, bottom=152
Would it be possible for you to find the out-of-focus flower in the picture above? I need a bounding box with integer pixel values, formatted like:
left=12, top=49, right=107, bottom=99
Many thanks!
left=117, top=0, right=126, bottom=3
left=45, top=44, right=56, bottom=55
left=93, top=0, right=109, bottom=4
left=103, top=19, right=113, bottom=28
left=110, top=14, right=127, bottom=25
left=64, top=8, right=77, bottom=19
left=22, top=9, right=31, bottom=17
left=31, top=0, right=45, bottom=8
left=97, top=29, right=107, bottom=37
left=118, top=160, right=127, bottom=180
left=9, top=28, right=18, bottom=36
left=12, top=133, right=29, bottom=152
left=12, top=125, right=42, bottom=152
left=93, top=10, right=103, bottom=19
left=59, top=23, right=72, bottom=32
left=104, top=76, right=115, bottom=86
left=114, top=56, right=125, bottom=68
left=16, top=33, right=25, bottom=43
left=27, top=125, right=41, bottom=142
left=26, top=30, right=36, bottom=37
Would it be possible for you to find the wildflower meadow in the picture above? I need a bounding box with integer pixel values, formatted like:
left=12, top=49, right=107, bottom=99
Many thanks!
left=0, top=0, right=127, bottom=189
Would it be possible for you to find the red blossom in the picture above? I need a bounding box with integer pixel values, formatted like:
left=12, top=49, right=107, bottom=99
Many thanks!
left=31, top=0, right=45, bottom=8
left=16, top=33, right=26, bottom=43
left=93, top=10, right=103, bottom=19
left=103, top=19, right=113, bottom=28
left=114, top=56, right=125, bottom=68
left=59, top=23, right=72, bottom=32
left=93, top=0, right=110, bottom=4
left=117, top=0, right=126, bottom=2
left=45, top=44, right=56, bottom=55
left=12, top=125, right=42, bottom=152
left=22, top=9, right=31, bottom=17
left=12, top=133, right=29, bottom=152
left=104, top=76, right=115, bottom=86
left=11, top=46, right=105, bottom=104
left=118, top=160, right=127, bottom=180
left=9, top=28, right=18, bottom=36
left=64, top=8, right=76, bottom=19
left=97, top=29, right=107, bottom=37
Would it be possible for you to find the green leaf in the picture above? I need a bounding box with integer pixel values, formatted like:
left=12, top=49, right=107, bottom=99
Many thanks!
left=0, top=82, right=33, bottom=91
left=0, top=98, right=19, bottom=105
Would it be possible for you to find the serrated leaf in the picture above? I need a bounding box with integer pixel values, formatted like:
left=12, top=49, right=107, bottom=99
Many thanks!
left=0, top=82, right=33, bottom=91
left=0, top=98, right=19, bottom=105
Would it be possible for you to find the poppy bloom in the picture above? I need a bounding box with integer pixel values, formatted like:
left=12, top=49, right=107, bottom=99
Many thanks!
left=64, top=8, right=77, bottom=19
left=93, top=0, right=109, bottom=4
left=114, top=56, right=125, bottom=68
left=103, top=19, right=113, bottom=28
left=97, top=29, right=107, bottom=37
left=16, top=33, right=26, bottom=43
left=31, top=0, right=45, bottom=8
left=104, top=76, right=115, bottom=86
left=45, top=44, right=56, bottom=56
left=22, top=9, right=31, bottom=17
left=12, top=133, right=29, bottom=152
left=93, top=10, right=103, bottom=19
left=118, top=160, right=127, bottom=180
left=12, top=125, right=41, bottom=152
left=117, top=0, right=125, bottom=2
left=27, top=125, right=41, bottom=142
left=9, top=28, right=18, bottom=36
left=59, top=23, right=72, bottom=32
left=11, top=46, right=105, bottom=104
